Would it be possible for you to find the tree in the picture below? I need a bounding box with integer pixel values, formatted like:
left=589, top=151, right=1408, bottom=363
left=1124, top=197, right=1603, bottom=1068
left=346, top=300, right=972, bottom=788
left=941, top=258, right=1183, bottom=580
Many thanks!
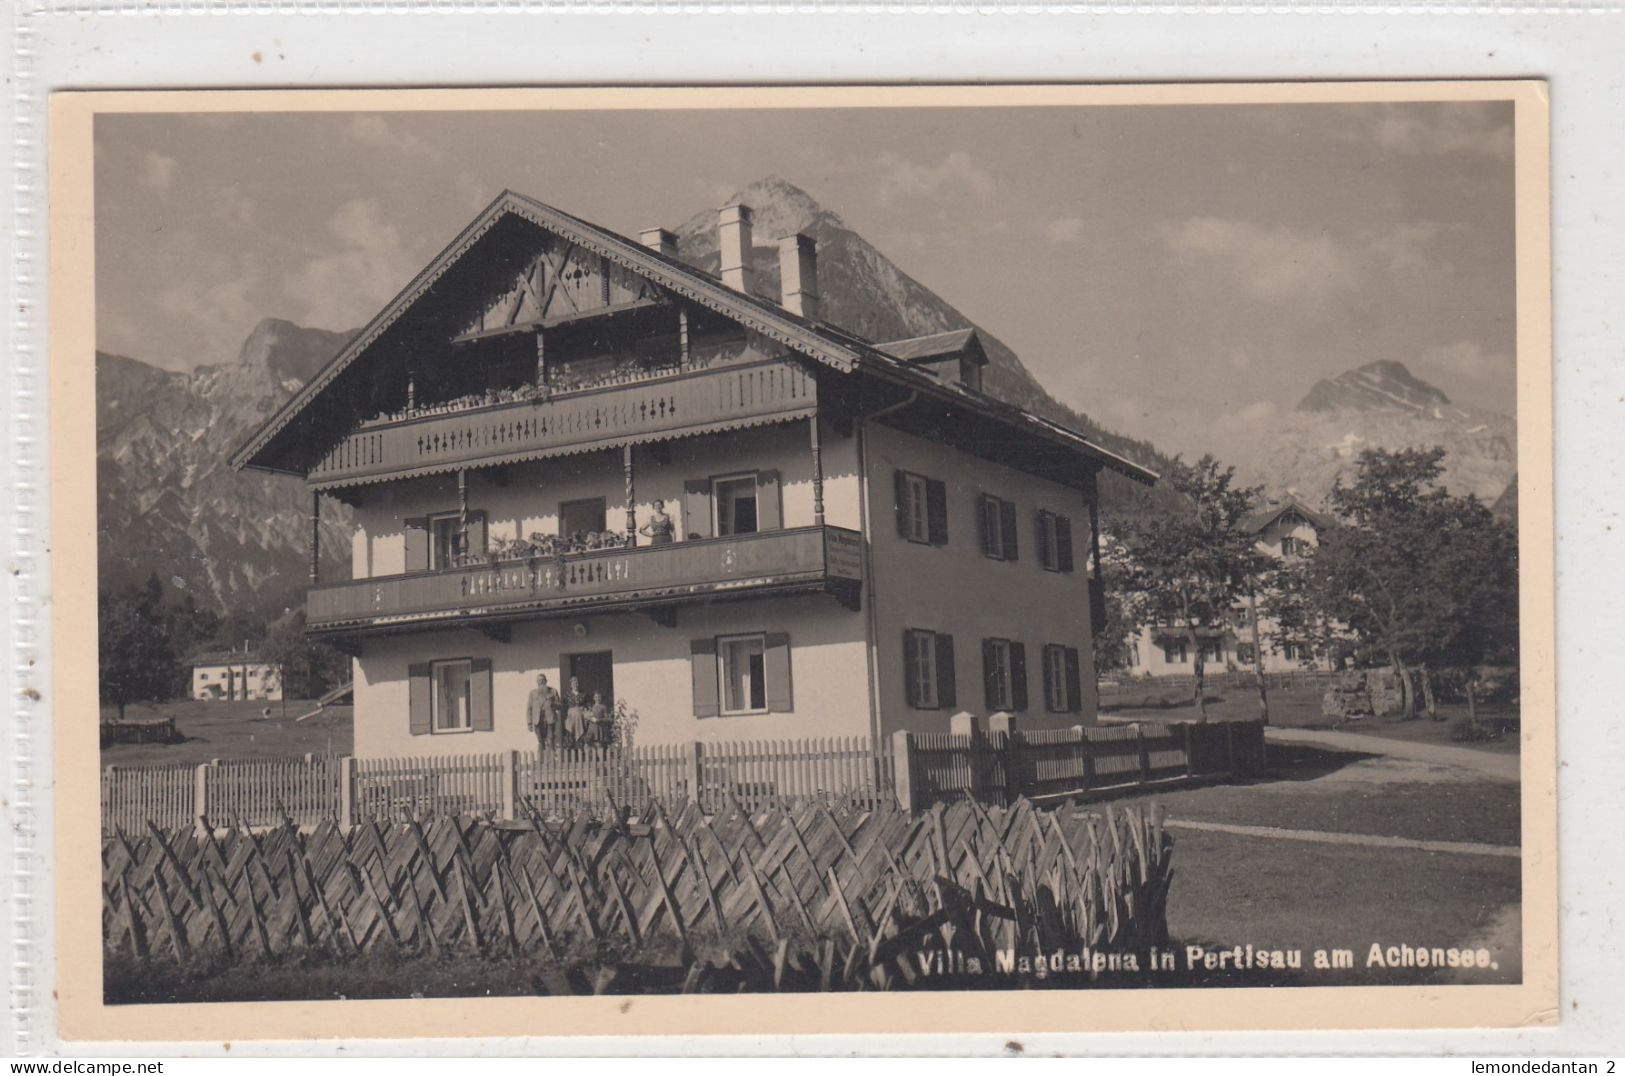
left=98, top=574, right=182, bottom=721
left=1299, top=447, right=1518, bottom=717
left=260, top=609, right=351, bottom=701
left=1105, top=456, right=1269, bottom=720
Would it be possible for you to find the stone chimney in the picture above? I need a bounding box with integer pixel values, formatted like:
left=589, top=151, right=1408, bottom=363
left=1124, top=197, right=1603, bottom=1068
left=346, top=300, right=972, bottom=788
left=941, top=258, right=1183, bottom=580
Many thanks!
left=778, top=233, right=820, bottom=320
left=718, top=204, right=755, bottom=293
left=639, top=227, right=679, bottom=259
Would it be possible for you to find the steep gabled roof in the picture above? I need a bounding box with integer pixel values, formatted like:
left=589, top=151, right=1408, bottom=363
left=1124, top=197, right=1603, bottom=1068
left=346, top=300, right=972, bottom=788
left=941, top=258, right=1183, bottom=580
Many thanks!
left=233, top=189, right=1158, bottom=487
left=1242, top=497, right=1335, bottom=535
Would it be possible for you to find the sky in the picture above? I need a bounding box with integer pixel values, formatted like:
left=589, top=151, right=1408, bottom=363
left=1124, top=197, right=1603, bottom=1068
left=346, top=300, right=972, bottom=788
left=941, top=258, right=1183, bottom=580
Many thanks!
left=94, top=100, right=1516, bottom=456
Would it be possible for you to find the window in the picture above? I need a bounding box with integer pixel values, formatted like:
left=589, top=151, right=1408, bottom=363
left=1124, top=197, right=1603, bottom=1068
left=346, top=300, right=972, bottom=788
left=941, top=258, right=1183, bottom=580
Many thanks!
left=1282, top=642, right=1304, bottom=662
left=1041, top=644, right=1083, bottom=713
left=981, top=638, right=1028, bottom=711
left=1281, top=536, right=1310, bottom=557
left=429, top=513, right=463, bottom=570
left=977, top=494, right=1019, bottom=561
left=559, top=497, right=607, bottom=540
left=431, top=659, right=473, bottom=733
left=714, top=474, right=759, bottom=536
left=904, top=629, right=956, bottom=710
left=1236, top=642, right=1256, bottom=665
left=1036, top=510, right=1076, bottom=572
left=1199, top=639, right=1223, bottom=663
left=719, top=634, right=768, bottom=715
left=895, top=471, right=948, bottom=546
left=1162, top=639, right=1189, bottom=664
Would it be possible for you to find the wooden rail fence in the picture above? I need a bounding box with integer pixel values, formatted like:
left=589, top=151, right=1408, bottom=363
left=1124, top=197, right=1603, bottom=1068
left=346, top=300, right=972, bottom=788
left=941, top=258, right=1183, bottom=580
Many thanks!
left=102, top=797, right=1174, bottom=992
left=100, top=721, right=1264, bottom=835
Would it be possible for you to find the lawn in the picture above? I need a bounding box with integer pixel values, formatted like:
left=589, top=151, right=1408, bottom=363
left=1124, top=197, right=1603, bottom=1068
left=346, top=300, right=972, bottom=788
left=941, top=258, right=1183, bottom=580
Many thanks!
left=100, top=698, right=353, bottom=768
left=1101, top=681, right=1520, bottom=755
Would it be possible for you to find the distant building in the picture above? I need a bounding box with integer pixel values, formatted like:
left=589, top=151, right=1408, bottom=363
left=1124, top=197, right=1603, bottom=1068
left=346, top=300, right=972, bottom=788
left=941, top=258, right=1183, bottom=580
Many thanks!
left=190, top=646, right=283, bottom=702
left=1127, top=497, right=1335, bottom=676
left=233, top=190, right=1157, bottom=758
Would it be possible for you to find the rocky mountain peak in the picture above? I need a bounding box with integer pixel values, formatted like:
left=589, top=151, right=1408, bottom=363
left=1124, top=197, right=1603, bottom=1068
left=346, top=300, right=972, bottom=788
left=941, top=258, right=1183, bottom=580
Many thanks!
left=235, top=317, right=354, bottom=386
left=1297, top=360, right=1459, bottom=418
left=673, top=176, right=848, bottom=257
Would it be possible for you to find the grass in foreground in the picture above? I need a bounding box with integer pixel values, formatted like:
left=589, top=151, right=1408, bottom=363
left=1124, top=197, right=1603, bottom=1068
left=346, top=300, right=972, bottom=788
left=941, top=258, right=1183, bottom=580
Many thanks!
left=101, top=699, right=353, bottom=767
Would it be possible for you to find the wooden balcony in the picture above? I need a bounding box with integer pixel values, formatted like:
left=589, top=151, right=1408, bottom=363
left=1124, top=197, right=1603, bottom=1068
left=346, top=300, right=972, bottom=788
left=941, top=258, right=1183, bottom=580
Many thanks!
left=308, top=359, right=817, bottom=487
left=306, top=525, right=864, bottom=635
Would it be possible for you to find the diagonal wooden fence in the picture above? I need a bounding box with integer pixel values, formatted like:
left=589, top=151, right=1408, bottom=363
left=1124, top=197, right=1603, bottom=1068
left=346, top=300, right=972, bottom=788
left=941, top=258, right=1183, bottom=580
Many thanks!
left=102, top=796, right=1173, bottom=992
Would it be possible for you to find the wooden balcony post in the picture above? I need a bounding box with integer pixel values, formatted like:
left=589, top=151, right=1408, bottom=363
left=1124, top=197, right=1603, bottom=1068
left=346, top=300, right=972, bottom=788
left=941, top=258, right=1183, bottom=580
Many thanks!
left=534, top=328, right=546, bottom=386
left=308, top=489, right=320, bottom=585
left=623, top=444, right=636, bottom=542
left=809, top=412, right=825, bottom=526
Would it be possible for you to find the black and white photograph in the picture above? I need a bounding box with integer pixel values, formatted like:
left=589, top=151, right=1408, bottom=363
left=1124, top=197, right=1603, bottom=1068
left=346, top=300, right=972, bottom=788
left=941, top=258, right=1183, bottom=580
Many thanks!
left=59, top=84, right=1551, bottom=1031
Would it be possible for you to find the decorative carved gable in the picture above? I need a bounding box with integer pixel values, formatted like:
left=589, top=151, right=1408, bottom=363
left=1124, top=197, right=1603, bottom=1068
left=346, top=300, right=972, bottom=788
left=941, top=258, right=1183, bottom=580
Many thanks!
left=462, top=232, right=665, bottom=337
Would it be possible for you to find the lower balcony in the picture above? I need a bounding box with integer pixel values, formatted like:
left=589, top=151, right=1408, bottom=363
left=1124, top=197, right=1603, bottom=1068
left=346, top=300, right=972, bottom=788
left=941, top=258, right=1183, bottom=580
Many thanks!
left=306, top=525, right=863, bottom=636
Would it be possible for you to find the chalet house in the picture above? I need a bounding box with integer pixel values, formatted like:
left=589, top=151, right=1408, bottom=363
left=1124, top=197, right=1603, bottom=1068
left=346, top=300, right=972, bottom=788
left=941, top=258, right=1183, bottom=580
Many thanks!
left=234, top=190, right=1155, bottom=758
left=191, top=646, right=283, bottom=702
left=1126, top=497, right=1334, bottom=676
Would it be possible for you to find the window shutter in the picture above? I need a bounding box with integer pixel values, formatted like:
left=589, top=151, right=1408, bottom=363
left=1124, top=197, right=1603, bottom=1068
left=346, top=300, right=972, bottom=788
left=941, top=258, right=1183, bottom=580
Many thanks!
left=464, top=511, right=488, bottom=557
left=903, top=629, right=921, bottom=707
left=470, top=658, right=493, bottom=731
left=999, top=500, right=1019, bottom=561
left=764, top=632, right=793, bottom=712
left=404, top=518, right=429, bottom=572
left=408, top=663, right=432, bottom=735
left=934, top=633, right=957, bottom=709
left=683, top=479, right=713, bottom=540
left=1064, top=647, right=1083, bottom=713
left=894, top=471, right=911, bottom=538
left=976, top=495, right=993, bottom=557
left=1036, top=509, right=1054, bottom=569
left=1056, top=515, right=1075, bottom=573
left=1088, top=576, right=1107, bottom=638
left=981, top=638, right=999, bottom=711
left=1009, top=642, right=1028, bottom=711
left=690, top=638, right=719, bottom=718
left=756, top=470, right=783, bottom=531
left=926, top=479, right=949, bottom=546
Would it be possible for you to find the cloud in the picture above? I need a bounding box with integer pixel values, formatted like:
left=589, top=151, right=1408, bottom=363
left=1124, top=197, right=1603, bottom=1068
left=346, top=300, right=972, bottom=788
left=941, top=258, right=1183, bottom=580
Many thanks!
left=875, top=150, right=995, bottom=204
left=1044, top=216, right=1088, bottom=244
left=157, top=274, right=258, bottom=350
left=1160, top=217, right=1354, bottom=302
left=283, top=198, right=413, bottom=330
left=344, top=115, right=442, bottom=160
left=1417, top=340, right=1511, bottom=386
left=1347, top=103, right=1513, bottom=159
left=141, top=151, right=178, bottom=191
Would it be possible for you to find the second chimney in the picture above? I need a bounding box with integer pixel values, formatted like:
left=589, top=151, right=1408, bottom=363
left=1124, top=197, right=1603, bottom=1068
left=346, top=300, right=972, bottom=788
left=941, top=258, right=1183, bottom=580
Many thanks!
left=718, top=204, right=755, bottom=293
left=778, top=233, right=820, bottom=320
left=639, top=226, right=679, bottom=259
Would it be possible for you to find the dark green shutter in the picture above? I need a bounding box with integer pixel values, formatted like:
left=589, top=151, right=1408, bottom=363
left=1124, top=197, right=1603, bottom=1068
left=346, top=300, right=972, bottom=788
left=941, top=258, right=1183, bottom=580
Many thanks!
left=408, top=663, right=432, bottom=735
left=981, top=638, right=1000, bottom=710
left=894, top=471, right=911, bottom=538
left=1041, top=645, right=1058, bottom=712
left=1009, top=642, right=1028, bottom=711
left=683, top=479, right=713, bottom=539
left=470, top=658, right=493, bottom=731
left=926, top=479, right=949, bottom=546
left=999, top=500, right=1018, bottom=561
left=977, top=496, right=994, bottom=557
left=1056, top=515, right=1075, bottom=573
left=404, top=519, right=429, bottom=572
left=690, top=638, right=719, bottom=718
left=765, top=632, right=793, bottom=712
left=1064, top=647, right=1083, bottom=714
left=756, top=470, right=783, bottom=531
left=934, top=633, right=956, bottom=709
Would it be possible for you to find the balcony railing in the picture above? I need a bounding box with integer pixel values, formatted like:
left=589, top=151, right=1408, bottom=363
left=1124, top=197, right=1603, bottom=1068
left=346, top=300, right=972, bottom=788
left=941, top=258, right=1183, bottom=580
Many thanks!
left=307, top=525, right=863, bottom=633
left=309, top=358, right=817, bottom=486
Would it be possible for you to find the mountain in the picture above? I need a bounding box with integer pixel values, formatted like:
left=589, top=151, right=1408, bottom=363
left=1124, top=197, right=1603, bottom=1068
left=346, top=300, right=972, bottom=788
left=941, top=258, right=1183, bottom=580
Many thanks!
left=97, top=319, right=356, bottom=620
left=97, top=180, right=1191, bottom=624
left=674, top=177, right=1175, bottom=507
left=1226, top=360, right=1516, bottom=507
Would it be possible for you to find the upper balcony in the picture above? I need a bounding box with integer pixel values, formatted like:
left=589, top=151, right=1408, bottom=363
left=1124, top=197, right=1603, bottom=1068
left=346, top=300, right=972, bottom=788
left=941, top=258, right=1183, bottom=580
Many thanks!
left=307, top=524, right=863, bottom=636
left=307, top=358, right=818, bottom=488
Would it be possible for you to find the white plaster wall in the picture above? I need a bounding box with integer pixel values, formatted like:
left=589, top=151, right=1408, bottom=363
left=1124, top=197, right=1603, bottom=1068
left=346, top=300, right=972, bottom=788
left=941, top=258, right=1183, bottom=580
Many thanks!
left=347, top=418, right=861, bottom=580
left=861, top=421, right=1100, bottom=736
left=351, top=592, right=871, bottom=758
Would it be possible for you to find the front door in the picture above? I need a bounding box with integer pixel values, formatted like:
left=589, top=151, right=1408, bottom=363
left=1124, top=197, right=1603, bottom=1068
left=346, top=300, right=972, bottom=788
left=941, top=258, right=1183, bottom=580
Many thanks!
left=564, top=650, right=615, bottom=707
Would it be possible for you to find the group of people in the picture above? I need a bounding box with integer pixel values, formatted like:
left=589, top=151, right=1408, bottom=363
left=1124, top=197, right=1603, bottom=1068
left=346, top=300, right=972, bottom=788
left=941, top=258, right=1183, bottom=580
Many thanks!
left=525, top=673, right=614, bottom=749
